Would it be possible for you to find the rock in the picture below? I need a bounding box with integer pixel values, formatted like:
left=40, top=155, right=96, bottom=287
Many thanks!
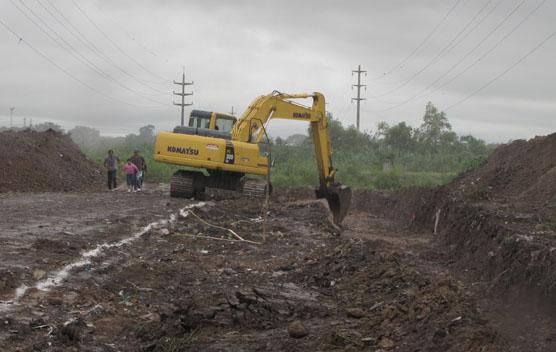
left=86, top=304, right=106, bottom=317
left=47, top=295, right=63, bottom=306
left=378, top=337, right=395, bottom=349
left=287, top=320, right=308, bottom=338
left=33, top=270, right=46, bottom=280
left=59, top=318, right=87, bottom=342
left=139, top=312, right=161, bottom=322
left=223, top=268, right=237, bottom=276
left=346, top=308, right=365, bottom=319
left=361, top=337, right=377, bottom=346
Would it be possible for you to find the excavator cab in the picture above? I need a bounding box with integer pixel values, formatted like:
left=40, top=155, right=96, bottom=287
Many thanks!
left=188, top=110, right=236, bottom=132
left=174, top=110, right=237, bottom=140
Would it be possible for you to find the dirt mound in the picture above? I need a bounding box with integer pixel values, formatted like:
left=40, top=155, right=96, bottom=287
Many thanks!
left=451, top=133, right=556, bottom=210
left=0, top=129, right=103, bottom=192
left=349, top=133, right=556, bottom=351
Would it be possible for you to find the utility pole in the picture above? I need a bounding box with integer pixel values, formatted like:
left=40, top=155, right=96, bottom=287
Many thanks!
left=173, top=68, right=193, bottom=126
left=351, top=65, right=366, bottom=131
left=9, top=107, right=15, bottom=128
left=230, top=106, right=235, bottom=116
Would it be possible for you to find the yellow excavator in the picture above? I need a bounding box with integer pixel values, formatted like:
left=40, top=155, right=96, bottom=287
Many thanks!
left=154, top=91, right=351, bottom=224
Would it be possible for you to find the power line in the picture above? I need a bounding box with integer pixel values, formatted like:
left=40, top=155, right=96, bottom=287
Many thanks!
left=373, top=0, right=510, bottom=98
left=11, top=0, right=111, bottom=81
left=40, top=0, right=168, bottom=94
left=379, top=0, right=541, bottom=112
left=446, top=29, right=556, bottom=110
left=428, top=0, right=548, bottom=102
left=87, top=0, right=161, bottom=59
left=70, top=0, right=171, bottom=84
left=371, top=0, right=464, bottom=80
left=0, top=17, right=157, bottom=108
left=10, top=0, right=169, bottom=105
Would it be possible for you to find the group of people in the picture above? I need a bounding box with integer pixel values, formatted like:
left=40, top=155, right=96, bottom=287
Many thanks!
left=103, top=150, right=147, bottom=192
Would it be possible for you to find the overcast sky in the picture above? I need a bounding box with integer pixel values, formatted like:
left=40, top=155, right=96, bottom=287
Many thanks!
left=0, top=0, right=555, bottom=142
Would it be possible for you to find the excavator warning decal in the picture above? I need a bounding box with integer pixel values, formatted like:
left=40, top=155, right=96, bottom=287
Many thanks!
left=224, top=141, right=235, bottom=164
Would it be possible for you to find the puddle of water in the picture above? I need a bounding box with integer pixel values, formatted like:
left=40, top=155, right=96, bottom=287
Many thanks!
left=0, top=202, right=205, bottom=312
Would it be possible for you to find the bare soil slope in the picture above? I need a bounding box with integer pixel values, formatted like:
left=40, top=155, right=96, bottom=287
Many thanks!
left=0, top=129, right=103, bottom=193
left=452, top=132, right=556, bottom=211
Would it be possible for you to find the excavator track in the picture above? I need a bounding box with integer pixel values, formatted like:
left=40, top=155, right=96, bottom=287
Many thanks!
left=242, top=179, right=268, bottom=199
left=170, top=171, right=195, bottom=198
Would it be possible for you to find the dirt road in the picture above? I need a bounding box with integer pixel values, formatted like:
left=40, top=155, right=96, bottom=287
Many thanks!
left=0, top=187, right=553, bottom=351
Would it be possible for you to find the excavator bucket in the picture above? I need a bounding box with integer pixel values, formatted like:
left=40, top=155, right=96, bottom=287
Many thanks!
left=317, top=184, right=352, bottom=225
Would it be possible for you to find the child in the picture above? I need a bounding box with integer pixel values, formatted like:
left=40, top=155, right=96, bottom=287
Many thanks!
left=123, top=159, right=139, bottom=193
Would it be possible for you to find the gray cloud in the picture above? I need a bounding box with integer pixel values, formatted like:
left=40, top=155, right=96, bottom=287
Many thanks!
left=0, top=0, right=554, bottom=142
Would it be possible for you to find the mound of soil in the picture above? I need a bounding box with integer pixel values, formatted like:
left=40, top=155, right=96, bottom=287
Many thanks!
left=354, top=132, right=556, bottom=349
left=451, top=133, right=556, bottom=211
left=0, top=129, right=103, bottom=192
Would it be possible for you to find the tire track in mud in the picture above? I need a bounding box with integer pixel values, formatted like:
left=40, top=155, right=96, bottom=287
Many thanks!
left=0, top=201, right=206, bottom=313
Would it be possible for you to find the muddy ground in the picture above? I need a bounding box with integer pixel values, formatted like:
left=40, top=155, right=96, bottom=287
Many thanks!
left=1, top=186, right=555, bottom=351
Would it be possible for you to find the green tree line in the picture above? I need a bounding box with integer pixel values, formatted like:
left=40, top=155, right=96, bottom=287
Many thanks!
left=271, top=102, right=494, bottom=189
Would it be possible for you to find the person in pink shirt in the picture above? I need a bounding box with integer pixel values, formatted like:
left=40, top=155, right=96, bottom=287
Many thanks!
left=123, top=159, right=139, bottom=193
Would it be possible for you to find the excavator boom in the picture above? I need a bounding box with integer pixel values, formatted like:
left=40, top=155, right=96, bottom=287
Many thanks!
left=230, top=92, right=351, bottom=223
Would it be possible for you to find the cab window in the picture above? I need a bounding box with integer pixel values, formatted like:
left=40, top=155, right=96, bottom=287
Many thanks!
left=215, top=117, right=235, bottom=132
left=188, top=116, right=210, bottom=129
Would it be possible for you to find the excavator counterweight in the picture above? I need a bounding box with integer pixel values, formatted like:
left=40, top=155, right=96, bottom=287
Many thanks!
left=154, top=92, right=351, bottom=225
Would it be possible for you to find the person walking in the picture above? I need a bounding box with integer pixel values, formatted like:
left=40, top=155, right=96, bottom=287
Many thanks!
left=123, top=159, right=139, bottom=193
left=130, top=150, right=147, bottom=191
left=103, top=150, right=119, bottom=190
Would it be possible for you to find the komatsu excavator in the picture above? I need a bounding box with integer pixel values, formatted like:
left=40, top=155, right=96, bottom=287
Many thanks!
left=154, top=91, right=351, bottom=224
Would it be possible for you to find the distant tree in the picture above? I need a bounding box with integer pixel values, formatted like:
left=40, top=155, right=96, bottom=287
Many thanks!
left=139, top=124, right=156, bottom=143
left=305, top=115, right=374, bottom=152
left=285, top=134, right=307, bottom=146
left=460, top=135, right=489, bottom=155
left=69, top=126, right=101, bottom=150
left=275, top=136, right=284, bottom=146
left=383, top=122, right=414, bottom=153
left=376, top=121, right=390, bottom=139
left=417, top=102, right=451, bottom=153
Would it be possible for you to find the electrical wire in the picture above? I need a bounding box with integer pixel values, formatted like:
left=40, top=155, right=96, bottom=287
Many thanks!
left=10, top=0, right=169, bottom=105
left=427, top=0, right=548, bottom=104
left=379, top=0, right=545, bottom=112
left=445, top=29, right=556, bottom=110
left=39, top=0, right=169, bottom=94
left=70, top=0, right=171, bottom=84
left=373, top=0, right=520, bottom=98
left=0, top=17, right=159, bottom=108
left=371, top=0, right=464, bottom=81
left=87, top=0, right=160, bottom=59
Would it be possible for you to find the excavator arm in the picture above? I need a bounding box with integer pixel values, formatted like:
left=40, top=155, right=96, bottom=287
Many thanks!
left=231, top=91, right=351, bottom=223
